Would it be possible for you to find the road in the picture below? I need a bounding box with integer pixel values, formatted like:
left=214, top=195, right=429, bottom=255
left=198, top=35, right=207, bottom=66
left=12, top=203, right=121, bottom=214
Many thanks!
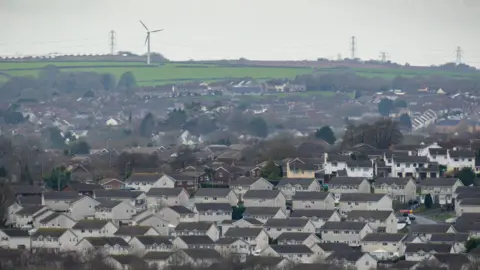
left=413, top=215, right=439, bottom=225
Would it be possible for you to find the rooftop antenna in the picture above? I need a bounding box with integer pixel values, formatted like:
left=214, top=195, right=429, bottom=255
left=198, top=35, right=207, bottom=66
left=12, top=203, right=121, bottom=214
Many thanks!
left=139, top=20, right=163, bottom=65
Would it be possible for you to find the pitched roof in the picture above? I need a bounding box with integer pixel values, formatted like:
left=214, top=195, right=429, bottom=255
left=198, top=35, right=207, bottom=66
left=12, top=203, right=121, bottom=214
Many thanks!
left=43, top=191, right=80, bottom=200
left=243, top=207, right=281, bottom=216
left=449, top=150, right=475, bottom=158
left=72, top=219, right=111, bottom=230
left=146, top=188, right=184, bottom=197
left=269, top=245, right=313, bottom=254
left=194, top=188, right=232, bottom=197
left=329, top=177, right=367, bottom=186
left=182, top=249, right=222, bottom=260
left=292, top=192, right=330, bottom=201
left=326, top=251, right=367, bottom=262
left=10, top=185, right=43, bottom=195
left=410, top=224, right=452, bottom=234
left=321, top=221, right=367, bottom=231
left=67, top=183, right=103, bottom=192
left=109, top=255, right=146, bottom=266
left=264, top=218, right=310, bottom=228
left=224, top=227, right=263, bottom=237
left=168, top=205, right=195, bottom=215
left=432, top=253, right=470, bottom=265
left=317, top=242, right=352, bottom=252
left=419, top=178, right=460, bottom=187
left=114, top=226, right=153, bottom=236
left=174, top=222, right=213, bottom=232
left=84, top=237, right=129, bottom=247
left=374, top=177, right=412, bottom=186
left=142, top=252, right=173, bottom=260
left=94, top=189, right=144, bottom=199
left=362, top=233, right=406, bottom=242
left=32, top=228, right=68, bottom=238
left=15, top=205, right=45, bottom=216
left=125, top=173, right=163, bottom=184
left=230, top=177, right=268, bottom=186
left=95, top=199, right=123, bottom=209
left=176, top=235, right=215, bottom=245
left=0, top=229, right=29, bottom=237
left=290, top=209, right=337, bottom=219
left=243, top=190, right=280, bottom=199
left=194, top=203, right=232, bottom=212
left=345, top=210, right=393, bottom=221
left=277, top=178, right=316, bottom=188
left=430, top=233, right=469, bottom=242
left=277, top=232, right=314, bottom=242
left=134, top=236, right=172, bottom=246
left=405, top=243, right=452, bottom=253
left=339, top=193, right=386, bottom=202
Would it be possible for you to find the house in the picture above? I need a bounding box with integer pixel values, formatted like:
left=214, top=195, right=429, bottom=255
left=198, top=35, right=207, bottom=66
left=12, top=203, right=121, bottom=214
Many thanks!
left=172, top=235, right=215, bottom=249
left=243, top=190, right=287, bottom=209
left=419, top=178, right=463, bottom=205
left=338, top=193, right=393, bottom=213
left=113, top=226, right=159, bottom=242
left=71, top=219, right=118, bottom=238
left=68, top=195, right=101, bottom=220
left=76, top=237, right=129, bottom=255
left=456, top=198, right=480, bottom=217
left=100, top=178, right=126, bottom=190
left=391, top=155, right=429, bottom=178
left=242, top=207, right=288, bottom=223
left=38, top=212, right=76, bottom=229
left=106, top=255, right=149, bottom=270
left=9, top=184, right=43, bottom=198
left=422, top=147, right=448, bottom=166
left=345, top=160, right=374, bottom=178
left=292, top=192, right=335, bottom=210
left=13, top=205, right=50, bottom=229
left=447, top=150, right=476, bottom=172
left=193, top=188, right=239, bottom=206
left=290, top=209, right=341, bottom=232
left=286, top=161, right=318, bottom=179
left=135, top=214, right=173, bottom=235
left=429, top=253, right=472, bottom=270
left=124, top=173, right=165, bottom=192
left=42, top=191, right=80, bottom=211
left=361, top=233, right=407, bottom=259
left=277, top=232, right=321, bottom=248
left=277, top=178, right=322, bottom=200
left=193, top=203, right=232, bottom=223
left=156, top=205, right=198, bottom=225
left=129, top=235, right=173, bottom=254
left=215, top=237, right=250, bottom=255
left=345, top=210, right=398, bottom=233
left=410, top=224, right=455, bottom=239
left=166, top=173, right=205, bottom=192
left=146, top=188, right=190, bottom=208
left=93, top=189, right=147, bottom=209
left=404, top=243, right=453, bottom=261
left=31, top=228, right=79, bottom=250
left=261, top=245, right=315, bottom=264
left=229, top=177, right=274, bottom=198
left=324, top=154, right=350, bottom=175
left=325, top=251, right=378, bottom=270
left=244, top=256, right=291, bottom=270
left=263, top=218, right=316, bottom=239
left=0, top=229, right=30, bottom=249
left=321, top=221, right=373, bottom=246
left=175, top=249, right=223, bottom=267
left=328, top=177, right=371, bottom=202
left=373, top=177, right=417, bottom=203
left=174, top=222, right=220, bottom=241
left=312, top=242, right=353, bottom=261
left=223, top=227, right=270, bottom=251
left=94, top=199, right=137, bottom=222
left=412, top=233, right=469, bottom=253
left=64, top=183, right=103, bottom=196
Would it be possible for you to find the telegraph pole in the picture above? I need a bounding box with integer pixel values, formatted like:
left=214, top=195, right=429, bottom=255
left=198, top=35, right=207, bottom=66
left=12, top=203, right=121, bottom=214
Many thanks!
left=109, top=30, right=117, bottom=55
left=380, top=52, right=387, bottom=63
left=456, top=46, right=463, bottom=65
left=350, top=36, right=356, bottom=59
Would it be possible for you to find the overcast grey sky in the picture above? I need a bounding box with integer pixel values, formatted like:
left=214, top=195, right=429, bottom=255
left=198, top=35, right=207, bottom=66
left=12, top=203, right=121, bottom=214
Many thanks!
left=1, top=0, right=479, bottom=66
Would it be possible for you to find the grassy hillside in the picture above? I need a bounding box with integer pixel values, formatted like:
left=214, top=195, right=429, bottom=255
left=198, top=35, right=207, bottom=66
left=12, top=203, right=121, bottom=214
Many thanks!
left=0, top=61, right=479, bottom=86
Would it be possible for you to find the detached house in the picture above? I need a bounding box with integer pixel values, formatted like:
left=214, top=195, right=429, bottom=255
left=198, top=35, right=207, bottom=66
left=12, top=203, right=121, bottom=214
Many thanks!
left=146, top=188, right=189, bottom=208
left=229, top=177, right=274, bottom=198
left=38, top=212, right=76, bottom=229
left=292, top=192, right=335, bottom=210
left=328, top=177, right=371, bottom=202
left=135, top=214, right=173, bottom=235
left=345, top=210, right=398, bottom=233
left=321, top=222, right=373, bottom=246
left=286, top=160, right=319, bottom=179
left=373, top=177, right=417, bottom=203
left=68, top=196, right=100, bottom=220
left=243, top=190, right=287, bottom=209
left=193, top=188, right=239, bottom=206
left=13, top=205, right=49, bottom=229
left=263, top=218, right=316, bottom=239
left=193, top=203, right=232, bottom=223
left=339, top=193, right=393, bottom=213
left=324, top=154, right=350, bottom=175
left=113, top=226, right=159, bottom=242
left=215, top=237, right=250, bottom=255
left=419, top=178, right=463, bottom=205
left=391, top=155, right=429, bottom=178
left=42, top=191, right=80, bottom=211
left=277, top=178, right=322, bottom=200
left=361, top=233, right=407, bottom=259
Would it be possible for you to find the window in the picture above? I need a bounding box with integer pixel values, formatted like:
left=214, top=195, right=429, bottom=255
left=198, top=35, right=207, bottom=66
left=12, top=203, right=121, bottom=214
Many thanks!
left=396, top=163, right=400, bottom=167
left=406, top=163, right=410, bottom=168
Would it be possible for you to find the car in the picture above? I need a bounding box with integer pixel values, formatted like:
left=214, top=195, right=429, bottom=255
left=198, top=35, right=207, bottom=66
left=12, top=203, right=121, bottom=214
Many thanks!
left=409, top=214, right=416, bottom=221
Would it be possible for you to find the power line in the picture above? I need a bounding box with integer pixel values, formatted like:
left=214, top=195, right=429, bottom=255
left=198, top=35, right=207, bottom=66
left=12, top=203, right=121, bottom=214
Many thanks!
left=350, top=36, right=356, bottom=59
left=456, top=46, right=463, bottom=65
left=109, top=30, right=116, bottom=55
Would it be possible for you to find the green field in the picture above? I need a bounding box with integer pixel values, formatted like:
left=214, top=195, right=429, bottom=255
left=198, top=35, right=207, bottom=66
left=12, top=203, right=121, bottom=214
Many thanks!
left=0, top=61, right=479, bottom=86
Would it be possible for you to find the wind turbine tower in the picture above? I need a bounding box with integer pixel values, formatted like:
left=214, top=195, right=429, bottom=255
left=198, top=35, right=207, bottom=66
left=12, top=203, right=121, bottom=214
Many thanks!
left=140, top=20, right=163, bottom=65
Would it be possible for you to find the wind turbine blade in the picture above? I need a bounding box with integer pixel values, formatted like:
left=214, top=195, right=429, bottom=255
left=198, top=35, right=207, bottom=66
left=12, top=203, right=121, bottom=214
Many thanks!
left=144, top=35, right=149, bottom=45
left=139, top=20, right=149, bottom=31
left=150, top=29, right=163, bottom=33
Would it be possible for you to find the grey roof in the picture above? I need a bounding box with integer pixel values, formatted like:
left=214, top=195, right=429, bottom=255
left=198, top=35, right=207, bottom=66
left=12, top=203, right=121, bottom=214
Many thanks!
left=167, top=205, right=195, bottom=215
left=135, top=236, right=173, bottom=246
left=345, top=210, right=393, bottom=221
left=181, top=249, right=222, bottom=260
left=393, top=155, right=429, bottom=163
left=177, top=235, right=215, bottom=245
left=72, top=219, right=111, bottom=230
left=43, top=191, right=80, bottom=200
left=0, top=229, right=29, bottom=237
left=292, top=264, right=344, bottom=270
left=459, top=198, right=480, bottom=206
left=374, top=177, right=412, bottom=186
left=290, top=209, right=337, bottom=219
left=243, top=207, right=281, bottom=216
left=321, top=221, right=367, bottom=231
left=346, top=160, right=372, bottom=168
left=277, top=232, right=314, bottom=242
left=362, top=233, right=407, bottom=242
left=10, top=185, right=43, bottom=195
left=277, top=178, right=316, bottom=188
left=15, top=205, right=45, bottom=216
left=32, top=228, right=68, bottom=238
left=174, top=222, right=213, bottom=232
left=419, top=178, right=460, bottom=187
left=125, top=173, right=163, bottom=184
left=339, top=193, right=386, bottom=202
left=430, top=233, right=469, bottom=242
left=270, top=245, right=313, bottom=254
left=39, top=213, right=63, bottom=224
left=114, top=226, right=153, bottom=236
left=147, top=188, right=184, bottom=197
left=410, top=224, right=452, bottom=234
left=142, top=252, right=173, bottom=260
left=67, top=183, right=103, bottom=192
left=243, top=190, right=280, bottom=199
left=238, top=218, right=263, bottom=225
left=95, top=199, right=123, bottom=209
left=109, top=255, right=146, bottom=266
left=264, top=218, right=310, bottom=228
left=224, top=227, right=263, bottom=237
left=84, top=237, right=129, bottom=247
left=329, top=177, right=367, bottom=186
left=194, top=203, right=231, bottom=212
left=432, top=253, right=470, bottom=265
left=94, top=189, right=144, bottom=199
left=194, top=188, right=232, bottom=197
left=230, top=177, right=267, bottom=186
left=18, top=195, right=42, bottom=205
left=455, top=186, right=480, bottom=194
left=292, top=192, right=330, bottom=201
left=405, top=243, right=452, bottom=253
left=215, top=237, right=244, bottom=245
left=317, top=243, right=352, bottom=252
left=326, top=251, right=366, bottom=262
left=429, top=148, right=447, bottom=155
left=245, top=256, right=285, bottom=267
left=449, top=150, right=475, bottom=158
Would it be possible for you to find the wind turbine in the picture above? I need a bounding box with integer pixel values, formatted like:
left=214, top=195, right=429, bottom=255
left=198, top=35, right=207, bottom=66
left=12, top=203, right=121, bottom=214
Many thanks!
left=140, top=20, right=163, bottom=65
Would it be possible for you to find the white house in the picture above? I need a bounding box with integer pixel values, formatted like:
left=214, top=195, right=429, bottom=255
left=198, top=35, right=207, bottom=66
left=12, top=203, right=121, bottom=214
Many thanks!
left=93, top=189, right=147, bottom=209
left=361, top=233, right=407, bottom=260
left=276, top=178, right=322, bottom=200
left=71, top=219, right=118, bottom=238
left=113, top=226, right=159, bottom=242
left=69, top=196, right=100, bottom=220
left=321, top=221, right=373, bottom=246
left=94, top=199, right=137, bottom=222
left=76, top=237, right=130, bottom=255
left=129, top=235, right=173, bottom=254
left=0, top=229, right=30, bottom=249
left=31, top=228, right=79, bottom=251
left=339, top=193, right=393, bottom=213
left=156, top=206, right=199, bottom=225
left=224, top=227, right=270, bottom=251
left=263, top=218, right=316, bottom=239
left=38, top=212, right=76, bottom=229
left=42, top=191, right=80, bottom=211
left=242, top=207, right=288, bottom=223
left=447, top=150, right=476, bottom=172
left=146, top=188, right=190, bottom=208
left=124, top=173, right=166, bottom=192
left=193, top=203, right=232, bottom=223
left=290, top=209, right=342, bottom=232
left=193, top=188, right=239, bottom=206
left=261, top=245, right=316, bottom=264
left=345, top=210, right=398, bottom=233
left=292, top=192, right=335, bottom=210
left=243, top=190, right=287, bottom=210
left=174, top=222, right=220, bottom=241
left=328, top=177, right=371, bottom=202
left=136, top=214, right=174, bottom=235
left=324, top=154, right=350, bottom=175
left=229, top=177, right=274, bottom=198
left=345, top=160, right=374, bottom=178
